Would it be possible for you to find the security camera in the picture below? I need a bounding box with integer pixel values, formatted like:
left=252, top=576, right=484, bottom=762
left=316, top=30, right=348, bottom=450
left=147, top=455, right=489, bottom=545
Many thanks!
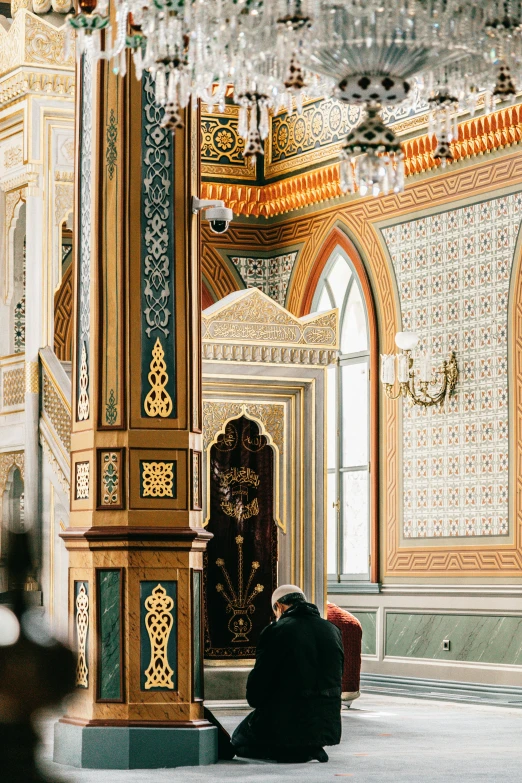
left=191, top=197, right=233, bottom=234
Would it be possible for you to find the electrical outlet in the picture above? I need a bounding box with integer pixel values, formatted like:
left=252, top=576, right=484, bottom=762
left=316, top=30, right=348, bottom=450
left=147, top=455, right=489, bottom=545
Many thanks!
left=442, top=639, right=450, bottom=651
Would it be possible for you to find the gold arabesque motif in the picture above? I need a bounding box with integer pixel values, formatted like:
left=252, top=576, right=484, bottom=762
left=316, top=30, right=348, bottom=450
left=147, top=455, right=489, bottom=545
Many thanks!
left=144, top=584, right=175, bottom=690
left=75, top=583, right=89, bottom=687
left=77, top=342, right=89, bottom=421
left=144, top=337, right=173, bottom=418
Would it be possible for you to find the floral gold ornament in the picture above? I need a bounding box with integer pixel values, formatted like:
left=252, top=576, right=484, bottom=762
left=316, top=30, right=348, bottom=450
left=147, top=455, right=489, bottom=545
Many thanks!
left=143, top=338, right=173, bottom=418
left=381, top=332, right=459, bottom=408
left=101, top=452, right=119, bottom=505
left=75, top=582, right=89, bottom=687
left=215, top=536, right=264, bottom=643
left=141, top=461, right=175, bottom=498
left=144, top=584, right=175, bottom=690
left=77, top=342, right=89, bottom=421
left=106, top=108, right=117, bottom=180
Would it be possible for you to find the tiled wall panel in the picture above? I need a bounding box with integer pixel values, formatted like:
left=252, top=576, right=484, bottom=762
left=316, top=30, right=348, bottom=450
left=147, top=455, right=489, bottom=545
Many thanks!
left=382, top=194, right=522, bottom=539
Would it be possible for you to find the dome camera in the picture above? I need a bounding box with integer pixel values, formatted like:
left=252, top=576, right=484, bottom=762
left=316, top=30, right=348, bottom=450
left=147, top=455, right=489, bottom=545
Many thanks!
left=205, top=206, right=233, bottom=234
left=191, top=196, right=234, bottom=234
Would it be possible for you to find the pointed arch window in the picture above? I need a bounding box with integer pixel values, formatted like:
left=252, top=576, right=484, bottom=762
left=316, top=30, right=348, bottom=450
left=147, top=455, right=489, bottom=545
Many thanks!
left=312, top=247, right=371, bottom=583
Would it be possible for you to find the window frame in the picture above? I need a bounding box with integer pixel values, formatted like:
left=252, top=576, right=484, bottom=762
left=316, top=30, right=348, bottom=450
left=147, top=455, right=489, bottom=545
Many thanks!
left=308, top=236, right=379, bottom=590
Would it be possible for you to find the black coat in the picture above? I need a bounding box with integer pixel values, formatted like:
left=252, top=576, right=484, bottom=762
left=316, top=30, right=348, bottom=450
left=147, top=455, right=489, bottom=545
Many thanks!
left=244, top=602, right=344, bottom=749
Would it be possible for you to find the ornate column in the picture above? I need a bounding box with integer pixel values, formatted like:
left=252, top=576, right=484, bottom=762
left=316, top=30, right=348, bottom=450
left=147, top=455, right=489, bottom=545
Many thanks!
left=53, top=45, right=214, bottom=769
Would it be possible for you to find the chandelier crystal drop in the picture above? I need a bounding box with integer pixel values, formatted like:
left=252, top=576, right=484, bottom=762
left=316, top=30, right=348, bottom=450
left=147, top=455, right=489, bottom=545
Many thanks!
left=67, top=0, right=522, bottom=197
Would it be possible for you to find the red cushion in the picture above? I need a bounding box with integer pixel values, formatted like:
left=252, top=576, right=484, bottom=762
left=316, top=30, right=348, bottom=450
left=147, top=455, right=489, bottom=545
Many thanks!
left=327, top=603, right=362, bottom=693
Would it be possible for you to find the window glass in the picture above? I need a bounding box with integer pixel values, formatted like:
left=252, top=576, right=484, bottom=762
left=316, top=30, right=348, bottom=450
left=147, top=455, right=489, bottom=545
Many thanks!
left=341, top=362, right=369, bottom=468
left=341, top=472, right=369, bottom=576
left=328, top=255, right=352, bottom=309
left=317, top=287, right=333, bottom=313
left=341, top=282, right=368, bottom=354
left=311, top=245, right=371, bottom=582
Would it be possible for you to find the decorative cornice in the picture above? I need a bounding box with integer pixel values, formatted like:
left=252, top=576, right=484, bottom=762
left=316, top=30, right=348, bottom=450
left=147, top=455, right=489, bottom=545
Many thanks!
left=403, top=103, right=522, bottom=176
left=202, top=104, right=522, bottom=218
left=0, top=168, right=38, bottom=192
left=0, top=70, right=75, bottom=107
left=55, top=170, right=74, bottom=182
left=201, top=164, right=341, bottom=218
left=202, top=342, right=337, bottom=366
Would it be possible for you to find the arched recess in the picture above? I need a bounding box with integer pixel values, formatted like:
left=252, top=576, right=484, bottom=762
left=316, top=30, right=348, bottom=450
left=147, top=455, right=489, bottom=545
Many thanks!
left=203, top=412, right=279, bottom=658
left=304, top=227, right=379, bottom=584
left=0, top=453, right=25, bottom=565
left=54, top=263, right=73, bottom=361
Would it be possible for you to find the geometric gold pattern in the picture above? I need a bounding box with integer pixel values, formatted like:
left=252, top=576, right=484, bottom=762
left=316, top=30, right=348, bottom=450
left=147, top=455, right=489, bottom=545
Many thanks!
left=143, top=337, right=173, bottom=418
left=141, top=461, right=174, bottom=498
left=2, top=366, right=25, bottom=407
left=75, top=583, right=89, bottom=688
left=25, top=361, right=39, bottom=394
left=144, top=584, right=175, bottom=690
left=75, top=461, right=89, bottom=501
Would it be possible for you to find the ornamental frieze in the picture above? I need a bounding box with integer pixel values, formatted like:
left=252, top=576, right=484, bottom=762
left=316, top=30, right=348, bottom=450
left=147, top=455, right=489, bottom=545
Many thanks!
left=202, top=288, right=339, bottom=352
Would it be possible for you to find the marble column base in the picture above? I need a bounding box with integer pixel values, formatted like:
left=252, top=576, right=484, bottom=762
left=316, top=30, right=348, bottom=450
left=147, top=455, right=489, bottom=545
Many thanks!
left=53, top=720, right=218, bottom=769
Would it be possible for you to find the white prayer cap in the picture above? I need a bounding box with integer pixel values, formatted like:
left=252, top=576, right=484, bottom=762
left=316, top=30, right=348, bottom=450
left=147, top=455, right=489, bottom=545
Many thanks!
left=271, top=584, right=306, bottom=607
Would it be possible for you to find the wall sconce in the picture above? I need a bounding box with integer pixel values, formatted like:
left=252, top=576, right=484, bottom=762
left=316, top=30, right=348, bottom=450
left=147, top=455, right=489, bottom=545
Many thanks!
left=380, top=331, right=459, bottom=408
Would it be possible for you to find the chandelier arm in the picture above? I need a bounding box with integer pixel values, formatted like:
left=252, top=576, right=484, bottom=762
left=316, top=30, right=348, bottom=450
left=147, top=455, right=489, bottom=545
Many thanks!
left=383, top=383, right=404, bottom=401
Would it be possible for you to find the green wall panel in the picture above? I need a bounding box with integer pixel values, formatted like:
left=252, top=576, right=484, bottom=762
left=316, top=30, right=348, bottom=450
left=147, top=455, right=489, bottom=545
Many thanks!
left=98, top=570, right=121, bottom=700
left=386, top=613, right=522, bottom=665
left=350, top=611, right=377, bottom=656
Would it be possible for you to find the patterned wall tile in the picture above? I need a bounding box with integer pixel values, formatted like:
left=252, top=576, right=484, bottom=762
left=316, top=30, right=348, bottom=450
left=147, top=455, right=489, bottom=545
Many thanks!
left=230, top=252, right=298, bottom=306
left=382, top=193, right=522, bottom=539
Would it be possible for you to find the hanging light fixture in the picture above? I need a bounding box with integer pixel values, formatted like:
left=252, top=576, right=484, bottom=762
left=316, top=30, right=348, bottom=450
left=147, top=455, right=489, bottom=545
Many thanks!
left=340, top=104, right=404, bottom=197
left=65, top=1, right=522, bottom=196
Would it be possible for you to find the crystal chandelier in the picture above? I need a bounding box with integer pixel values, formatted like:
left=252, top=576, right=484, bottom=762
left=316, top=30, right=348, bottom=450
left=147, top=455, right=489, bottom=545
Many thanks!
left=67, top=1, right=522, bottom=198
left=380, top=332, right=459, bottom=408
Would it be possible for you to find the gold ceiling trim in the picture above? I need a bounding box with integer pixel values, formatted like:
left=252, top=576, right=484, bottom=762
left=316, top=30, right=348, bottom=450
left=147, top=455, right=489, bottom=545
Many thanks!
left=202, top=104, right=522, bottom=218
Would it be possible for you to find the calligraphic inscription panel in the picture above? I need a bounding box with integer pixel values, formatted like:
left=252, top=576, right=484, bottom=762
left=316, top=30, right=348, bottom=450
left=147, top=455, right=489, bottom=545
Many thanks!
left=204, top=416, right=277, bottom=659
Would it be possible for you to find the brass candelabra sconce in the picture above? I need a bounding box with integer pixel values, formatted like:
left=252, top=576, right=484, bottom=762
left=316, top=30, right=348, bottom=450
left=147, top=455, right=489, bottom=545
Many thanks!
left=380, top=331, right=459, bottom=408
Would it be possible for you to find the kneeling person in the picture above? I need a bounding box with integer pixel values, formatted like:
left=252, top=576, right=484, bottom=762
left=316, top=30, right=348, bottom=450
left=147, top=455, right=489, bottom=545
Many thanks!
left=232, top=585, right=344, bottom=763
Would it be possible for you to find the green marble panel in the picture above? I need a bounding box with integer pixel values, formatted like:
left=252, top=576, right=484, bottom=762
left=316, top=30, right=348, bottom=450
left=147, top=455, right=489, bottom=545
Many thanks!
left=350, top=611, right=377, bottom=656
left=98, top=570, right=121, bottom=700
left=192, top=570, right=203, bottom=700
left=386, top=613, right=522, bottom=664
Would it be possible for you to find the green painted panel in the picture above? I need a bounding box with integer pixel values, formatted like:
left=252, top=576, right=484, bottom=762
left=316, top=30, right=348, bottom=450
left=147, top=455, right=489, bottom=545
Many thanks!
left=386, top=613, right=522, bottom=665
left=98, top=570, right=121, bottom=700
left=350, top=611, right=377, bottom=656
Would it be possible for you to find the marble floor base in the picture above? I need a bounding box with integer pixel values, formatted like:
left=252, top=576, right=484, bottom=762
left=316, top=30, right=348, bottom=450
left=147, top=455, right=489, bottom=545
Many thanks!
left=38, top=693, right=522, bottom=782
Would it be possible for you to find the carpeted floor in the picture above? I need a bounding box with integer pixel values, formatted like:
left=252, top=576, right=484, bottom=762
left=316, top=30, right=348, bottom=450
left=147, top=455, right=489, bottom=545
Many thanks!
left=38, top=693, right=522, bottom=782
